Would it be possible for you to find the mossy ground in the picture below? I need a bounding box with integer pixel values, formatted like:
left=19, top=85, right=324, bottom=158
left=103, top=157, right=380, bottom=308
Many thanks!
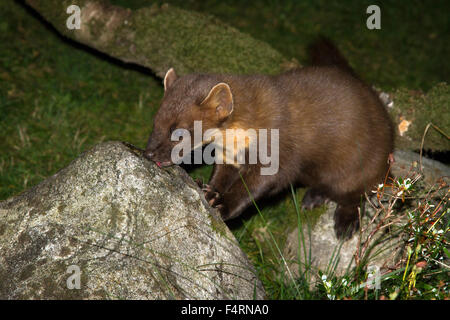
left=1, top=0, right=448, bottom=299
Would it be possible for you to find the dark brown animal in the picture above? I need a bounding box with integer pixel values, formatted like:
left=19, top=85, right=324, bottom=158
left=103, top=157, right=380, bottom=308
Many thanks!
left=144, top=40, right=394, bottom=239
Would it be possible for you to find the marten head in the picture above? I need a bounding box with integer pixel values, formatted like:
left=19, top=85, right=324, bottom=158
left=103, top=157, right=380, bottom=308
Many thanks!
left=144, top=68, right=234, bottom=167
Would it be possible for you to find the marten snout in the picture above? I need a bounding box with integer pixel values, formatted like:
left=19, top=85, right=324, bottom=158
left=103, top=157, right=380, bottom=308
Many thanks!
left=143, top=147, right=173, bottom=167
left=144, top=137, right=174, bottom=167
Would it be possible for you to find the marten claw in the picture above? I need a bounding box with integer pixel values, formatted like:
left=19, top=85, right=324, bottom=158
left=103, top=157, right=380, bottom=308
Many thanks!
left=196, top=180, right=215, bottom=195
left=201, top=184, right=214, bottom=193
left=198, top=183, right=223, bottom=207
left=208, top=194, right=221, bottom=206
left=195, top=178, right=205, bottom=188
left=206, top=190, right=222, bottom=207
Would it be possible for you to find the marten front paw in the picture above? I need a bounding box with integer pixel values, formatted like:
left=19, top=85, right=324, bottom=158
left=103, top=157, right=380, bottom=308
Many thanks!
left=200, top=184, right=223, bottom=208
left=195, top=180, right=229, bottom=219
left=195, top=179, right=221, bottom=206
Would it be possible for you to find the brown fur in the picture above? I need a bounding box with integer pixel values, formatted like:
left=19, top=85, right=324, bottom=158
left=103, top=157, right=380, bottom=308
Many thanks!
left=144, top=41, right=394, bottom=239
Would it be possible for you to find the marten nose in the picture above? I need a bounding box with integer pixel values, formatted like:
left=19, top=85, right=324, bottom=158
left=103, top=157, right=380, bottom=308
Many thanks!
left=144, top=150, right=154, bottom=160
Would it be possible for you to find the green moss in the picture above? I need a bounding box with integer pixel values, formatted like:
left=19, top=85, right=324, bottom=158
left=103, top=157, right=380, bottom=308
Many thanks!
left=392, top=83, right=450, bottom=151
left=132, top=4, right=287, bottom=76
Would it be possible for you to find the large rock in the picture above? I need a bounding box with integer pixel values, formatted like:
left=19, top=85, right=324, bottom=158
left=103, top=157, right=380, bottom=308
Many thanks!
left=0, top=141, right=265, bottom=299
left=283, top=202, right=405, bottom=287
left=283, top=150, right=449, bottom=284
left=390, top=150, right=450, bottom=186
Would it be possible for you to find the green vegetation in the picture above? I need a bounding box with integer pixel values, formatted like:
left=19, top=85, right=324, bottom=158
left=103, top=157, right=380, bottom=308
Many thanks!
left=1, top=0, right=448, bottom=299
left=0, top=1, right=161, bottom=199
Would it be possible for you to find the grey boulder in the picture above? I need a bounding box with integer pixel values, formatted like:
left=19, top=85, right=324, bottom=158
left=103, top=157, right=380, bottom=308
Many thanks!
left=0, top=141, right=264, bottom=299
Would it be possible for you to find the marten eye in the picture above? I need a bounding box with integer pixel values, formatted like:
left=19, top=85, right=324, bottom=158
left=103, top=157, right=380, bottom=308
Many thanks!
left=169, top=124, right=177, bottom=134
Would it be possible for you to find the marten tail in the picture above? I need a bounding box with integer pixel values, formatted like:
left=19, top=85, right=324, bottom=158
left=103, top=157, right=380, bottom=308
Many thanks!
left=308, top=37, right=358, bottom=78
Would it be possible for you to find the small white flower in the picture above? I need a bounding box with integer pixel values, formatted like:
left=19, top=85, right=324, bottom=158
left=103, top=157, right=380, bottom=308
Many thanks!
left=404, top=178, right=412, bottom=189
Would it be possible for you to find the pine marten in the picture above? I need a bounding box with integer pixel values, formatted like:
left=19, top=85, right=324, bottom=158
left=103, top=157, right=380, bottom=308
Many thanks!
left=144, top=39, right=394, bottom=239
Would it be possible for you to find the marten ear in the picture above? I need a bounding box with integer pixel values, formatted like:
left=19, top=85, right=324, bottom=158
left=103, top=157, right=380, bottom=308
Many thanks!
left=163, top=68, right=177, bottom=91
left=200, top=83, right=234, bottom=120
